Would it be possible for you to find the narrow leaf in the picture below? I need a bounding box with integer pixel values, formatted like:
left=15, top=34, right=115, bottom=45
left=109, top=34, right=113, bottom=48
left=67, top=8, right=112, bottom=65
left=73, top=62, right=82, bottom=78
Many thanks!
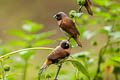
left=8, top=30, right=26, bottom=38
left=8, top=40, right=26, bottom=47
left=33, top=40, right=54, bottom=46
left=22, top=21, right=43, bottom=33
left=111, top=56, right=120, bottom=63
left=34, top=30, right=56, bottom=40
left=83, top=31, right=96, bottom=40
left=68, top=59, right=90, bottom=79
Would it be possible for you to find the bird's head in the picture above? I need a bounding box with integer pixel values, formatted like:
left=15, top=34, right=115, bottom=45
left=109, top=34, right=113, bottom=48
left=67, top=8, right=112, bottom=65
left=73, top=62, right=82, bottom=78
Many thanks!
left=60, top=40, right=69, bottom=49
left=53, top=12, right=68, bottom=21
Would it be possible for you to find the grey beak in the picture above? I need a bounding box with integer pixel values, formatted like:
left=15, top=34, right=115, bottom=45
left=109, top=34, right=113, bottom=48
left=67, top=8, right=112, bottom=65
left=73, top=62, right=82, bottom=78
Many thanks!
left=53, top=15, right=56, bottom=18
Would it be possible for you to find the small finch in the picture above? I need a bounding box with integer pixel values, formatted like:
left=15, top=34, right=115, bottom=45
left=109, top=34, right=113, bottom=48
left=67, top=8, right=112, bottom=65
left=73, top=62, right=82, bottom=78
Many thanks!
left=39, top=40, right=70, bottom=80
left=54, top=12, right=82, bottom=47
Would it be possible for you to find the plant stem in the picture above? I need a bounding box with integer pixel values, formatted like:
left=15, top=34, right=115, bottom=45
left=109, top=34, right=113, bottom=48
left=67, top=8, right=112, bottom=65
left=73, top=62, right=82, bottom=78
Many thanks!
left=115, top=73, right=118, bottom=80
left=93, top=40, right=120, bottom=80
left=0, top=47, right=53, bottom=61
left=23, top=60, right=28, bottom=80
left=54, top=64, right=62, bottom=80
left=93, top=36, right=111, bottom=80
left=76, top=70, right=80, bottom=80
left=1, top=61, right=5, bottom=80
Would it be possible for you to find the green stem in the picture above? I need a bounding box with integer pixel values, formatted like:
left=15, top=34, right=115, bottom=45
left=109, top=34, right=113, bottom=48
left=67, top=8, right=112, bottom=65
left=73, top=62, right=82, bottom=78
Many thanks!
left=23, top=60, right=28, bottom=80
left=115, top=73, right=118, bottom=80
left=76, top=70, right=80, bottom=80
left=54, top=64, right=62, bottom=80
left=93, top=38, right=120, bottom=80
left=1, top=61, right=5, bottom=80
left=93, top=36, right=111, bottom=80
left=0, top=47, right=53, bottom=61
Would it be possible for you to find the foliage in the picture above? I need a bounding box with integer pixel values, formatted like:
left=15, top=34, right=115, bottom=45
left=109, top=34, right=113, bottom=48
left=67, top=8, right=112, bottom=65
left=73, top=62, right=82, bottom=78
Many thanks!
left=0, top=0, right=120, bottom=80
left=0, top=21, right=55, bottom=80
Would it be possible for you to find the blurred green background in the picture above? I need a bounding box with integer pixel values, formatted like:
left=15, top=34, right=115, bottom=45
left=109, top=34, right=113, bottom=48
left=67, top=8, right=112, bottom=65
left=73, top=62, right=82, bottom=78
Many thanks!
left=0, top=0, right=81, bottom=80
left=0, top=0, right=120, bottom=80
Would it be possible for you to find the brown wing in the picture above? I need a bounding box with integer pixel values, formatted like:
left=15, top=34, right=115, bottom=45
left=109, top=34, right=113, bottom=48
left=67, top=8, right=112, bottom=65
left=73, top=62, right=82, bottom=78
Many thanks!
left=85, top=0, right=93, bottom=15
left=47, top=46, right=70, bottom=63
left=86, top=0, right=91, bottom=6
left=60, top=17, right=80, bottom=37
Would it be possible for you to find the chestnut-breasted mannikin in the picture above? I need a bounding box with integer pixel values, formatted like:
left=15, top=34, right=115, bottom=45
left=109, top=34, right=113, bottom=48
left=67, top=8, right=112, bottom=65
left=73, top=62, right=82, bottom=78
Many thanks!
left=54, top=12, right=82, bottom=47
left=40, top=40, right=70, bottom=70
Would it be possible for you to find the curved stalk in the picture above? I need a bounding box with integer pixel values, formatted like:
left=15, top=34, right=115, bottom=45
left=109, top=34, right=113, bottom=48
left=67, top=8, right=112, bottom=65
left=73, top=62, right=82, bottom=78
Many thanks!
left=54, top=64, right=62, bottom=80
left=0, top=47, right=53, bottom=61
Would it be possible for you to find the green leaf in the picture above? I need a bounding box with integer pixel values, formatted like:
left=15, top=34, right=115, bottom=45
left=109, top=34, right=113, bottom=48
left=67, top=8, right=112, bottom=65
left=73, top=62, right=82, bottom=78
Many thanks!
left=0, top=74, right=3, bottom=79
left=14, top=62, right=24, bottom=69
left=56, top=38, right=66, bottom=41
left=81, top=14, right=88, bottom=21
left=33, top=40, right=54, bottom=46
left=110, top=3, right=120, bottom=14
left=69, top=38, right=78, bottom=48
left=22, top=21, right=43, bottom=33
left=94, top=7, right=101, bottom=13
left=8, top=40, right=26, bottom=47
left=69, top=10, right=83, bottom=18
left=92, top=0, right=108, bottom=6
left=0, top=46, right=11, bottom=55
left=25, top=34, right=35, bottom=42
left=104, top=26, right=112, bottom=32
left=68, top=59, right=90, bottom=79
left=76, top=26, right=85, bottom=37
left=109, top=32, right=120, bottom=40
left=111, top=56, right=120, bottom=63
left=113, top=66, right=120, bottom=74
left=88, top=19, right=97, bottom=24
left=6, top=73, right=16, bottom=80
left=83, top=31, right=96, bottom=40
left=19, top=50, right=35, bottom=60
left=69, top=10, right=76, bottom=18
left=8, top=30, right=26, bottom=38
left=72, top=51, right=91, bottom=58
left=72, top=51, right=92, bottom=63
left=95, top=12, right=111, bottom=18
left=34, top=30, right=56, bottom=40
left=99, top=26, right=112, bottom=34
left=105, top=57, right=119, bottom=66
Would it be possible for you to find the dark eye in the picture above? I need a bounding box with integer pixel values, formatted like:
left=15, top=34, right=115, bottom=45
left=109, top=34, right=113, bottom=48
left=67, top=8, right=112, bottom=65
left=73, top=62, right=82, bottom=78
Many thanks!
left=56, top=14, right=61, bottom=17
left=65, top=43, right=69, bottom=47
left=56, top=14, right=62, bottom=20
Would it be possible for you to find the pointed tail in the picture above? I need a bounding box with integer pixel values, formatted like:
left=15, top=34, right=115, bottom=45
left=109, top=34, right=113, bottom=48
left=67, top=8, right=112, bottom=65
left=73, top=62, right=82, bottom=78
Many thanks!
left=38, top=59, right=52, bottom=80
left=85, top=0, right=93, bottom=15
left=85, top=5, right=93, bottom=16
left=74, top=35, right=82, bottom=48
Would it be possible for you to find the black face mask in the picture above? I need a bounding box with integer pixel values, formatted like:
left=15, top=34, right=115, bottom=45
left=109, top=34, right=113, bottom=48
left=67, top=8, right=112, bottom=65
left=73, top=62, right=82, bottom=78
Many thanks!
left=61, top=42, right=69, bottom=49
left=55, top=14, right=62, bottom=21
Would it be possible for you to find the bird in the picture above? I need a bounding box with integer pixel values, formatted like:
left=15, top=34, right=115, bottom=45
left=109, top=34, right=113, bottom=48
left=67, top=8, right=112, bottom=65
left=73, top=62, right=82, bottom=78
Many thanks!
left=53, top=12, right=82, bottom=47
left=78, top=0, right=93, bottom=15
left=39, top=40, right=71, bottom=80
